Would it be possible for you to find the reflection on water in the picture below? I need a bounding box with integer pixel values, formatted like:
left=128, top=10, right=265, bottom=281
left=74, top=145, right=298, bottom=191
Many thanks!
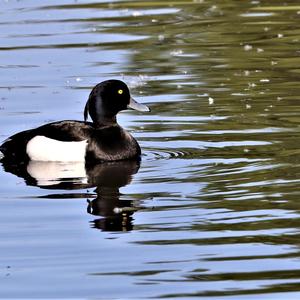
left=1, top=158, right=140, bottom=232
left=87, top=188, right=136, bottom=232
left=1, top=0, right=300, bottom=299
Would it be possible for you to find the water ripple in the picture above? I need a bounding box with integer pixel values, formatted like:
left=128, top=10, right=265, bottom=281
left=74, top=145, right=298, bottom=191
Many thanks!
left=1, top=0, right=300, bottom=299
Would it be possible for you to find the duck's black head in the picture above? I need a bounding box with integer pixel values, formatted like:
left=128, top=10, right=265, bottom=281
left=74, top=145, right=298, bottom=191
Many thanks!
left=84, top=80, right=150, bottom=126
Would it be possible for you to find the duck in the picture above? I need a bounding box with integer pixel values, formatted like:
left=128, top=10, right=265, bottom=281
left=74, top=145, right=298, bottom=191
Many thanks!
left=0, top=79, right=150, bottom=164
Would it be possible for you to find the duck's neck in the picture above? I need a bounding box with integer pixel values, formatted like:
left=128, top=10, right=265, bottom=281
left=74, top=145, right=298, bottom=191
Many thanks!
left=94, top=115, right=117, bottom=128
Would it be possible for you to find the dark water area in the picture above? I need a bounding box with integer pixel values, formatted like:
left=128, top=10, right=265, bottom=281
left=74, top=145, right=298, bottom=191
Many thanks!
left=1, top=0, right=300, bottom=298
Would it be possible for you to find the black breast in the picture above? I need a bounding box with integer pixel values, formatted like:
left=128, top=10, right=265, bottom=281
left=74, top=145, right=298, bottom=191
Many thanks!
left=86, top=125, right=141, bottom=162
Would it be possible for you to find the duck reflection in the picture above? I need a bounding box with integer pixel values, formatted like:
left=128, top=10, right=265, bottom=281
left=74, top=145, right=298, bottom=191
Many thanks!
left=1, top=158, right=140, bottom=231
left=85, top=161, right=140, bottom=231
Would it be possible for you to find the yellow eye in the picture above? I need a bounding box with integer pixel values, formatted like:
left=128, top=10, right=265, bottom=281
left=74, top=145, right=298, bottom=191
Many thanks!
left=118, top=89, right=123, bottom=95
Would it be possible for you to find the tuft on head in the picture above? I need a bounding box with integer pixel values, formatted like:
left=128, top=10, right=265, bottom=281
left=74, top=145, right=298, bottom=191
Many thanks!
left=84, top=101, right=89, bottom=122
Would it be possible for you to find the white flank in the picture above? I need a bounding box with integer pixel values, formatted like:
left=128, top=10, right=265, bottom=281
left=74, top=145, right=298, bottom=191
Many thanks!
left=26, top=135, right=88, bottom=162
left=27, top=161, right=87, bottom=186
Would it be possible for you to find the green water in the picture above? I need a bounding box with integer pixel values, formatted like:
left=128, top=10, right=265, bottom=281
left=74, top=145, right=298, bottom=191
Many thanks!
left=0, top=0, right=300, bottom=298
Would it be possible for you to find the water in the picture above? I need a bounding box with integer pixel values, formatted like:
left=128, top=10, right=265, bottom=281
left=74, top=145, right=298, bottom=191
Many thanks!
left=1, top=0, right=300, bottom=298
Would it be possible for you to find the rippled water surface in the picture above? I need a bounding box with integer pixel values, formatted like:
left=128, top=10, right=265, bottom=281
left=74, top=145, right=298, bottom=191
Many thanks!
left=1, top=0, right=300, bottom=298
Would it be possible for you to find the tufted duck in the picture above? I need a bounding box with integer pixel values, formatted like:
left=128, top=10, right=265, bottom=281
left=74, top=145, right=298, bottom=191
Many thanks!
left=0, top=80, right=150, bottom=164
